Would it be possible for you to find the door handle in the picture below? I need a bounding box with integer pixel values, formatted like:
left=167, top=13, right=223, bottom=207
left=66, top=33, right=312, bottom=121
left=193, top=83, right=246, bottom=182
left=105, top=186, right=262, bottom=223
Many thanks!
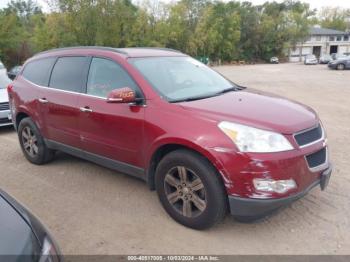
left=80, top=107, right=93, bottom=113
left=38, top=98, right=48, bottom=104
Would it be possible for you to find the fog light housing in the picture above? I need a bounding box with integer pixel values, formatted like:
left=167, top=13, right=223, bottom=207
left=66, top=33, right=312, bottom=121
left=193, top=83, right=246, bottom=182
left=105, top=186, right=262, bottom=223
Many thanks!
left=253, top=178, right=297, bottom=194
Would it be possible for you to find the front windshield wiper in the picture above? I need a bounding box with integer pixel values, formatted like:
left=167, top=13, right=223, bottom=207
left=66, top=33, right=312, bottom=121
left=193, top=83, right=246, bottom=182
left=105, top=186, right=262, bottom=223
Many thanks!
left=215, top=86, right=241, bottom=95
left=169, top=94, right=218, bottom=103
left=169, top=86, right=243, bottom=103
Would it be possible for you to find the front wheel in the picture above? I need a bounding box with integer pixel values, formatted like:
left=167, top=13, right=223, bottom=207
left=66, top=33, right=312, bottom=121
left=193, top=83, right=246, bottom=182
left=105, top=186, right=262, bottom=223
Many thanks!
left=337, top=63, right=345, bottom=70
left=155, top=149, right=227, bottom=230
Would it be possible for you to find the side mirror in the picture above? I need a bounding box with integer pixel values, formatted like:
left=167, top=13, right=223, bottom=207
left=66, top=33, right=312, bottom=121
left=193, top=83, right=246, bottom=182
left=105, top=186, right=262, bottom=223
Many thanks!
left=106, top=87, right=136, bottom=103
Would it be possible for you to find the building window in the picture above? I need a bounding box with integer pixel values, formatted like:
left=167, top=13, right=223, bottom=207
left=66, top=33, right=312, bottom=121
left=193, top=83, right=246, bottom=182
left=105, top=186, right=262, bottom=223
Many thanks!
left=329, top=36, right=335, bottom=41
left=316, top=36, right=321, bottom=41
left=344, top=35, right=349, bottom=41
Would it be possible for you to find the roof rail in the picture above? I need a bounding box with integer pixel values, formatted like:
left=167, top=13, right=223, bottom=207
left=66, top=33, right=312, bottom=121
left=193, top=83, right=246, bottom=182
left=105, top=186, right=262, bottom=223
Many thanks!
left=35, top=46, right=128, bottom=56
left=123, top=47, right=182, bottom=53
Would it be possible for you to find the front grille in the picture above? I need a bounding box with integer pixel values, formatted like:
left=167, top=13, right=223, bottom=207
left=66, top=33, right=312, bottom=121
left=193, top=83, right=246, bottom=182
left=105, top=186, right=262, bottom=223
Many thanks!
left=0, top=102, right=9, bottom=111
left=306, top=148, right=327, bottom=169
left=294, top=124, right=323, bottom=147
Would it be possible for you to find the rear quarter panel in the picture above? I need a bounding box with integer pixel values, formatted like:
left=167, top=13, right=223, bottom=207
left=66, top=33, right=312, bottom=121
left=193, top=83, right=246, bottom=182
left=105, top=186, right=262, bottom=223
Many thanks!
left=10, top=76, right=42, bottom=129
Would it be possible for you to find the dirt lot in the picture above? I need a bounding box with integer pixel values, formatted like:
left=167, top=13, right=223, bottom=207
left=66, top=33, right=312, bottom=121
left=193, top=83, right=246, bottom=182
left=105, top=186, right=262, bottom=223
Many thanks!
left=0, top=63, right=349, bottom=255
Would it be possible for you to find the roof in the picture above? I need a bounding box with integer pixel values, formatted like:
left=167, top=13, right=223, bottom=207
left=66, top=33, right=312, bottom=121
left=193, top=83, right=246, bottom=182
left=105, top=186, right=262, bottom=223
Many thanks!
left=35, top=46, right=185, bottom=58
left=310, top=27, right=346, bottom=36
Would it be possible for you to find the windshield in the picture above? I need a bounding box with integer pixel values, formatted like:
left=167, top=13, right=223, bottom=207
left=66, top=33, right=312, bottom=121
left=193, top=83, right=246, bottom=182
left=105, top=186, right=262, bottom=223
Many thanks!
left=129, top=57, right=235, bottom=102
left=0, top=73, right=11, bottom=88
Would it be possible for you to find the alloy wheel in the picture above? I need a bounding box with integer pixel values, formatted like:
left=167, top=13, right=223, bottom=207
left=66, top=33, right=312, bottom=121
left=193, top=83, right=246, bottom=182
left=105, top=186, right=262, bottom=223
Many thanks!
left=338, top=64, right=345, bottom=70
left=21, top=126, right=39, bottom=157
left=164, top=166, right=207, bottom=218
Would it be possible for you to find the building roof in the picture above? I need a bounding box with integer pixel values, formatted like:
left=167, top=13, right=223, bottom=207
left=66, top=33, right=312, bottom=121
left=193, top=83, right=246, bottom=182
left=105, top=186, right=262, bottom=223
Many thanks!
left=310, top=27, right=346, bottom=36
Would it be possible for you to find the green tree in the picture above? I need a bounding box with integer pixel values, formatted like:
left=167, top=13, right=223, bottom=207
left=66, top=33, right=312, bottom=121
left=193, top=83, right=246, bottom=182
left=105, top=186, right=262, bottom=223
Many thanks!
left=319, top=7, right=349, bottom=31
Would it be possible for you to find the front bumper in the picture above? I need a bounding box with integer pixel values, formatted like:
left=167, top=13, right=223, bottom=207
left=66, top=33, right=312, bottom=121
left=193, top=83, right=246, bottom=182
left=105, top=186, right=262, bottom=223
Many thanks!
left=228, top=165, right=332, bottom=218
left=328, top=63, right=337, bottom=69
left=0, top=109, right=13, bottom=127
left=305, top=61, right=317, bottom=65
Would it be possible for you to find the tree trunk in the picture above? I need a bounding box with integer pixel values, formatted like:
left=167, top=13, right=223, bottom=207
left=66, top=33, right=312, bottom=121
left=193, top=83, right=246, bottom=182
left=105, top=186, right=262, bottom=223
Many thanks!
left=299, top=41, right=303, bottom=62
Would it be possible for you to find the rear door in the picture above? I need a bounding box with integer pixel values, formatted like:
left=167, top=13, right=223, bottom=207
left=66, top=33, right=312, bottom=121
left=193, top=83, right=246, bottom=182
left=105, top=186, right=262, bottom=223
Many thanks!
left=78, top=57, right=145, bottom=169
left=39, top=56, right=90, bottom=148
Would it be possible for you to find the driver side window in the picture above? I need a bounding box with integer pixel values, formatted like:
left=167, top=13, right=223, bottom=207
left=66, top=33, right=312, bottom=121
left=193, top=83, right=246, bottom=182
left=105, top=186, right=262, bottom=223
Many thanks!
left=87, top=58, right=139, bottom=98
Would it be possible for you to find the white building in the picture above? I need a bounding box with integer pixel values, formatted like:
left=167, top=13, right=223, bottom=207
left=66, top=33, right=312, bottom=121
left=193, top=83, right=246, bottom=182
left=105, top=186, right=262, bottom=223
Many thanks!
left=289, top=27, right=350, bottom=62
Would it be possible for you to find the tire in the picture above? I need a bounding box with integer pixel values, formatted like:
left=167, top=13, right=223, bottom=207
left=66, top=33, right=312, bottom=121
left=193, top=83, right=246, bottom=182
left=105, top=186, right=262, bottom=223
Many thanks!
left=337, top=64, right=345, bottom=70
left=18, top=117, right=55, bottom=165
left=155, top=149, right=227, bottom=230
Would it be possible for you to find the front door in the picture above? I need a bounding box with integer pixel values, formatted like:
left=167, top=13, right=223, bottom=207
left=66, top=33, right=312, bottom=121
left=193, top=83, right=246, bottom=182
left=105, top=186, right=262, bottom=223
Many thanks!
left=40, top=56, right=90, bottom=148
left=78, top=57, right=145, bottom=169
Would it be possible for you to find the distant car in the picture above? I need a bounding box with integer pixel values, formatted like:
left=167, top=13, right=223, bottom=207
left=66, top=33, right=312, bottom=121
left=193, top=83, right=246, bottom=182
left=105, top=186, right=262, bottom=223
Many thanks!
left=328, top=56, right=350, bottom=70
left=0, top=61, right=6, bottom=74
left=7, top=66, right=22, bottom=80
left=331, top=53, right=347, bottom=61
left=0, top=189, right=61, bottom=260
left=304, top=55, right=318, bottom=65
left=270, top=57, right=279, bottom=64
left=0, top=72, right=13, bottom=127
left=319, top=55, right=332, bottom=64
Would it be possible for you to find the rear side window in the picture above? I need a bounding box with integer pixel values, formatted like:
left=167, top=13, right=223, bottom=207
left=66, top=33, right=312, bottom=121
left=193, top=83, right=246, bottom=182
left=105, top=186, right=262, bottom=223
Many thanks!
left=49, top=57, right=88, bottom=93
left=22, top=58, right=56, bottom=86
left=87, top=57, right=140, bottom=98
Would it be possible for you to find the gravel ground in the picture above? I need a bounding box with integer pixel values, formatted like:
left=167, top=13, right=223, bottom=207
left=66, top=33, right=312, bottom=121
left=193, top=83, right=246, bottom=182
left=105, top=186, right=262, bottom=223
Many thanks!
left=0, top=63, right=349, bottom=255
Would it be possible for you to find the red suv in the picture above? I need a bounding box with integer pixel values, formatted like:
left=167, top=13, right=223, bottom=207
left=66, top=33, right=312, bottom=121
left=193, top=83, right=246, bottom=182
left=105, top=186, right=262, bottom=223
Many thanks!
left=8, top=47, right=332, bottom=229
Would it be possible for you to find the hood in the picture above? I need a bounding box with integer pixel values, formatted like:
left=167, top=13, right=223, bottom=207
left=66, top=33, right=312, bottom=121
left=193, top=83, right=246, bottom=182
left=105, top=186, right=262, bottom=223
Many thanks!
left=0, top=88, right=9, bottom=103
left=178, top=89, right=318, bottom=134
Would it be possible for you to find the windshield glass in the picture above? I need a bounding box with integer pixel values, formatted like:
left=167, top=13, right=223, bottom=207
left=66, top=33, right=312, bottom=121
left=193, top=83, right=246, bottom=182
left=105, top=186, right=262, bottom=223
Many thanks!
left=129, top=57, right=234, bottom=102
left=0, top=73, right=11, bottom=88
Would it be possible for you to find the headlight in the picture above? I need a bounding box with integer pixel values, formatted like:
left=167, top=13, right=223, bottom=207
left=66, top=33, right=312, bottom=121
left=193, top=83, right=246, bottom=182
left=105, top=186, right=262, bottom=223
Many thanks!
left=253, top=178, right=297, bottom=194
left=218, top=121, right=293, bottom=153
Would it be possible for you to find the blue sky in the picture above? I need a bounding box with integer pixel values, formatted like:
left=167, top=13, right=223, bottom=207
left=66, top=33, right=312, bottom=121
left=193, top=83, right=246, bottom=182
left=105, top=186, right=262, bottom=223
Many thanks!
left=1, top=0, right=350, bottom=12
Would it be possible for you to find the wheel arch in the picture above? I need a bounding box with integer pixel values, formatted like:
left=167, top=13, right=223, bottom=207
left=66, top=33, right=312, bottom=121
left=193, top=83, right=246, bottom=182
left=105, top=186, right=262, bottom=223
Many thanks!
left=337, top=63, right=345, bottom=69
left=15, top=111, right=30, bottom=130
left=15, top=105, right=42, bottom=132
left=146, top=139, right=224, bottom=191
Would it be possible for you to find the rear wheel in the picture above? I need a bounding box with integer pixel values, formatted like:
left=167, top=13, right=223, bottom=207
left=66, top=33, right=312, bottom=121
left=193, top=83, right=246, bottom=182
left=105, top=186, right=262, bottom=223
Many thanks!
left=337, top=63, right=345, bottom=70
left=18, top=118, right=55, bottom=165
left=155, top=149, right=227, bottom=230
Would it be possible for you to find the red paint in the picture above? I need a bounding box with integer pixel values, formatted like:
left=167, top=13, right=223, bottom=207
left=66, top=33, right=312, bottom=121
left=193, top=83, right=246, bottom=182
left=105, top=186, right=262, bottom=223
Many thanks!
left=9, top=47, right=329, bottom=200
